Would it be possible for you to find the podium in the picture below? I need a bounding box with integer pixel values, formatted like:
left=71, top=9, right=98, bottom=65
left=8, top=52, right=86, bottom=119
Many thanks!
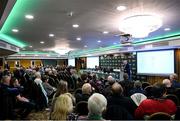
left=113, top=69, right=124, bottom=81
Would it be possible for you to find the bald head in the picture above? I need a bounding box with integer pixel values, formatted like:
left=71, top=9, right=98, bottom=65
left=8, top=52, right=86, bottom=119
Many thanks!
left=162, top=79, right=172, bottom=88
left=82, top=83, right=92, bottom=94
left=111, top=82, right=123, bottom=95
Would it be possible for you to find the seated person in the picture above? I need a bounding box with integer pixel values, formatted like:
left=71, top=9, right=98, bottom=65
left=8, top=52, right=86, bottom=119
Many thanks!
left=170, top=73, right=180, bottom=88
left=85, top=93, right=107, bottom=120
left=103, top=76, right=115, bottom=98
left=42, top=75, right=56, bottom=98
left=34, top=72, right=48, bottom=104
left=135, top=83, right=177, bottom=119
left=119, top=73, right=134, bottom=96
left=162, top=79, right=175, bottom=94
left=50, top=93, right=77, bottom=120
left=107, top=82, right=137, bottom=117
left=129, top=81, right=145, bottom=96
left=10, top=77, right=35, bottom=119
left=0, top=76, right=34, bottom=119
left=76, top=83, right=92, bottom=103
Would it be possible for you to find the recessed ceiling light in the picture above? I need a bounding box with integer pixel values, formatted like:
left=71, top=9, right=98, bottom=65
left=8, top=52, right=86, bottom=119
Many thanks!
left=12, top=29, right=19, bottom=33
left=29, top=46, right=33, bottom=48
left=25, top=14, right=34, bottom=19
left=97, top=40, right=101, bottom=43
left=76, top=37, right=81, bottom=41
left=40, top=41, right=44, bottom=44
left=164, top=28, right=171, bottom=31
left=72, top=24, right=79, bottom=28
left=49, top=34, right=54, bottom=37
left=84, top=45, right=87, bottom=48
left=117, top=6, right=127, bottom=11
left=103, top=31, right=109, bottom=34
left=113, top=42, right=117, bottom=45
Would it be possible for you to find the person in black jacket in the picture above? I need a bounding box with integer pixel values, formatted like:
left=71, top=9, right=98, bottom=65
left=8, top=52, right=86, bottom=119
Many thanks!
left=123, top=60, right=131, bottom=80
left=129, top=81, right=145, bottom=96
left=107, top=82, right=137, bottom=118
left=76, top=83, right=92, bottom=103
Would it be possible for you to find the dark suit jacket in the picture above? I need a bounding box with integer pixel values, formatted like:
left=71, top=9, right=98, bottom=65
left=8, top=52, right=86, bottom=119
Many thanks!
left=124, top=63, right=131, bottom=76
left=107, top=94, right=137, bottom=116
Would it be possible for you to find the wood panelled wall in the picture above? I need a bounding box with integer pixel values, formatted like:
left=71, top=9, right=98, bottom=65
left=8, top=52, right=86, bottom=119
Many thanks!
left=6, top=60, right=42, bottom=69
left=20, top=60, right=31, bottom=68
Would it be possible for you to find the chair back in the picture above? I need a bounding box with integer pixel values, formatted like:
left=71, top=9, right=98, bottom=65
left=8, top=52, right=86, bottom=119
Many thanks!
left=148, top=112, right=171, bottom=120
left=75, top=101, right=88, bottom=116
left=166, top=94, right=179, bottom=106
left=144, top=86, right=153, bottom=98
left=105, top=105, right=133, bottom=120
left=74, top=88, right=82, bottom=96
left=142, top=82, right=150, bottom=90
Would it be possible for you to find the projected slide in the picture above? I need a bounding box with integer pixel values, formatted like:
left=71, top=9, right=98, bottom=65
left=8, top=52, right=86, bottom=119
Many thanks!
left=87, top=56, right=99, bottom=68
left=137, top=50, right=174, bottom=75
left=68, top=59, right=75, bottom=66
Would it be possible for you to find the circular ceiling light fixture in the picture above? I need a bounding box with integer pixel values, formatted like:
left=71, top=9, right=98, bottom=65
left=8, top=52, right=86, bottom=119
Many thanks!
left=119, top=14, right=163, bottom=38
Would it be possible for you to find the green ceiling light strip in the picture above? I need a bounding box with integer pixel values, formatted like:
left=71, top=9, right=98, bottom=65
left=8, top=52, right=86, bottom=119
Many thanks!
left=133, top=33, right=180, bottom=45
left=17, top=51, right=59, bottom=55
left=69, top=44, right=122, bottom=57
left=0, top=0, right=39, bottom=48
left=1, top=0, right=22, bottom=32
left=70, top=33, right=180, bottom=57
left=0, top=33, right=27, bottom=48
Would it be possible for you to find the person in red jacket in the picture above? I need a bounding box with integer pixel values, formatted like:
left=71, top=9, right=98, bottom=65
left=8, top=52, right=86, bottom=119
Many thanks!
left=135, top=83, right=177, bottom=119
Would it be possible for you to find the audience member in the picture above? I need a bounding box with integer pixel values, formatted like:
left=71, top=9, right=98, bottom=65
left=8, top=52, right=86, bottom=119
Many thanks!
left=103, top=75, right=115, bottom=98
left=52, top=80, right=68, bottom=102
left=50, top=93, right=76, bottom=120
left=170, top=73, right=180, bottom=88
left=34, top=72, right=48, bottom=105
left=42, top=75, right=56, bottom=98
left=76, top=83, right=92, bottom=103
left=107, top=82, right=137, bottom=117
left=86, top=93, right=107, bottom=120
left=129, top=81, right=145, bottom=96
left=163, top=79, right=175, bottom=94
left=119, top=74, right=134, bottom=96
left=135, top=83, right=177, bottom=119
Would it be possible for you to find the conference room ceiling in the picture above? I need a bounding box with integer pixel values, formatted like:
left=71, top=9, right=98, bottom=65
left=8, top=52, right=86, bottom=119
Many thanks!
left=1, top=0, right=180, bottom=54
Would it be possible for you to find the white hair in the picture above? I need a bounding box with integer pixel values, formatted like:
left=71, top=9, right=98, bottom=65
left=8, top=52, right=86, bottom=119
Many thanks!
left=107, top=76, right=114, bottom=81
left=35, top=72, right=41, bottom=78
left=88, top=93, right=107, bottom=115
